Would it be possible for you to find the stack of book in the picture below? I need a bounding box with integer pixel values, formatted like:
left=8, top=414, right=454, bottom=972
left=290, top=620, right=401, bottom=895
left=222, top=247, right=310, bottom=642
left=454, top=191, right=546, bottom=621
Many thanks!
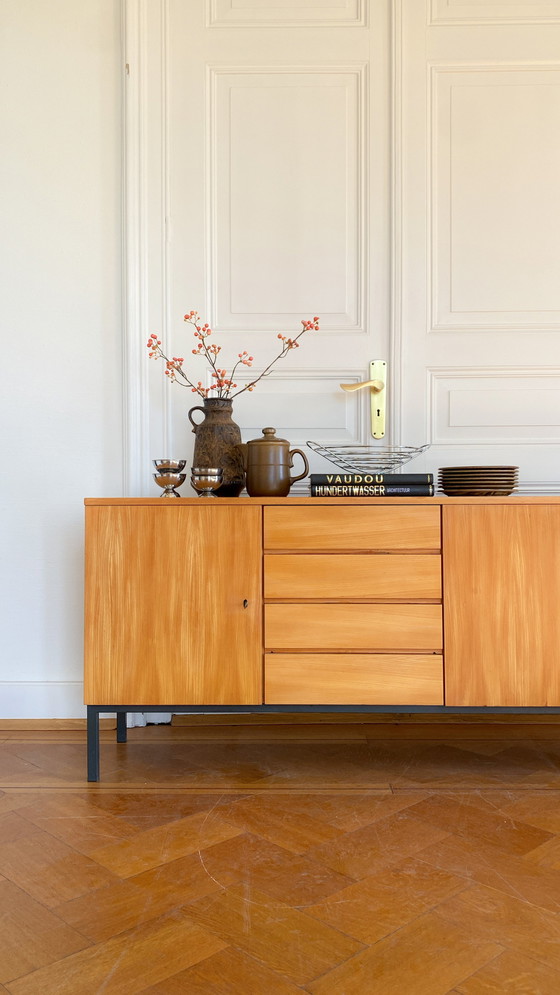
left=309, top=472, right=434, bottom=497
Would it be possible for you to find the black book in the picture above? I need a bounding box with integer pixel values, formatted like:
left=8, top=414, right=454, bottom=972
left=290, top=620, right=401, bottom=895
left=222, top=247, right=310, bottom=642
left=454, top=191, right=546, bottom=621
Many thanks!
left=309, top=472, right=434, bottom=485
left=310, top=483, right=434, bottom=497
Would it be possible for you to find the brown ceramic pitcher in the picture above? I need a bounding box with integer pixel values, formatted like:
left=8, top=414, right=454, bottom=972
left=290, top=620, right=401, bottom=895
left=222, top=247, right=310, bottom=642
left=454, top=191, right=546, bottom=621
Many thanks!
left=187, top=398, right=245, bottom=497
left=238, top=427, right=309, bottom=497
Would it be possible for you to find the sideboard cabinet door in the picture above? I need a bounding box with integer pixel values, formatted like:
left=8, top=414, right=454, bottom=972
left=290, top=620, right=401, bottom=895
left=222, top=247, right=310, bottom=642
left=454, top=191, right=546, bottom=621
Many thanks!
left=84, top=505, right=262, bottom=705
left=443, top=505, right=560, bottom=706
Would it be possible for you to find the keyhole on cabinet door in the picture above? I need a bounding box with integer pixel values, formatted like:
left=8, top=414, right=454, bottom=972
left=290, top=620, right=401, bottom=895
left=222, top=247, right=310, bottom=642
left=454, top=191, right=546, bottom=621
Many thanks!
left=243, top=599, right=249, bottom=609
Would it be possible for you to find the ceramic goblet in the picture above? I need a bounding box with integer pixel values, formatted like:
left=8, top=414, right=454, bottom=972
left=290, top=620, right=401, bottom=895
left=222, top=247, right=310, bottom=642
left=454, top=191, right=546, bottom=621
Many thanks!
left=190, top=467, right=223, bottom=497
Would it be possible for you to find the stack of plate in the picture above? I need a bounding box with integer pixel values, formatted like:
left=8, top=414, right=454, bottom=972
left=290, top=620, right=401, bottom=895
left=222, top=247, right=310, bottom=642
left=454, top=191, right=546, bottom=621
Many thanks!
left=438, top=466, right=518, bottom=496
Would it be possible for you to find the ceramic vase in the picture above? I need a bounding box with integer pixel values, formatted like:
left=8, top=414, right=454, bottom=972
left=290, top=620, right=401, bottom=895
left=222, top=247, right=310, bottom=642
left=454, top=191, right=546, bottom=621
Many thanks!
left=188, top=398, right=245, bottom=497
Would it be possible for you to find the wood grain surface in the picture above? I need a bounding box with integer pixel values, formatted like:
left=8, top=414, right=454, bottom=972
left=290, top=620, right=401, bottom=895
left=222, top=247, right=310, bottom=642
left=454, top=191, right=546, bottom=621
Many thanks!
left=265, top=654, right=443, bottom=704
left=264, top=553, right=442, bottom=600
left=3, top=725, right=560, bottom=992
left=443, top=505, right=560, bottom=706
left=264, top=506, right=441, bottom=551
left=84, top=506, right=262, bottom=705
left=265, top=604, right=443, bottom=651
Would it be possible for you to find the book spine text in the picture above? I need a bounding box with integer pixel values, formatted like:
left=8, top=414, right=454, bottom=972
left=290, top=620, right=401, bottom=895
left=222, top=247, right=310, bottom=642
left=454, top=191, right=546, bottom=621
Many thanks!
left=310, top=484, right=434, bottom=497
left=309, top=473, right=433, bottom=485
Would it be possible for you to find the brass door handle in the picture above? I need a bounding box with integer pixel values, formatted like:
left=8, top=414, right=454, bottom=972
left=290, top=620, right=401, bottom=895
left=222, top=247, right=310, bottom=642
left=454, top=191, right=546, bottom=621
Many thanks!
left=340, top=379, right=384, bottom=393
left=340, top=361, right=387, bottom=439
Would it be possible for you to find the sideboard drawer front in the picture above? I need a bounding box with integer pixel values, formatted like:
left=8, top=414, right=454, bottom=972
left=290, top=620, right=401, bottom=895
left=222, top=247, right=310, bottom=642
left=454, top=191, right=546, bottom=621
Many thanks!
left=265, top=604, right=442, bottom=651
left=264, top=507, right=441, bottom=551
left=265, top=654, right=443, bottom=704
left=264, top=553, right=442, bottom=600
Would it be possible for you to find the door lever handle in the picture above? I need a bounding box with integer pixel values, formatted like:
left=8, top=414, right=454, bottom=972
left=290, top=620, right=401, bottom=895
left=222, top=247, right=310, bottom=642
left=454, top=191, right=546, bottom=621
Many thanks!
left=340, top=361, right=387, bottom=439
left=339, top=379, right=384, bottom=393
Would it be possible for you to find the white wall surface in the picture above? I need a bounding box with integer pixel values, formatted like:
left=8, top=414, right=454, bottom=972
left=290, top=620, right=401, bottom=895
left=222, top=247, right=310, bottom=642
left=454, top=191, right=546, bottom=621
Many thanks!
left=0, top=0, right=123, bottom=717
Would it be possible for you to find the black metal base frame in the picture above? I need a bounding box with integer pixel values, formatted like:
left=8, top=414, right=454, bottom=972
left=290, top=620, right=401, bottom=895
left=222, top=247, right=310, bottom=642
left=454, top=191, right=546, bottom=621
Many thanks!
left=86, top=704, right=560, bottom=781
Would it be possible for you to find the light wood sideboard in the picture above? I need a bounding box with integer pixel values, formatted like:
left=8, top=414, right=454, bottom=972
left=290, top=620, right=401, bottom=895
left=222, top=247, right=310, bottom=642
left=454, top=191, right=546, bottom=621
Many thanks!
left=84, top=496, right=560, bottom=779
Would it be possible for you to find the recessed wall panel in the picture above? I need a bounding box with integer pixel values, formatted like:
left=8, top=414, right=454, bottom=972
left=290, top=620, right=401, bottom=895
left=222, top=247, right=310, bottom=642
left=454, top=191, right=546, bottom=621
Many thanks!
left=210, top=68, right=364, bottom=331
left=430, top=368, right=560, bottom=443
left=432, top=66, right=560, bottom=330
left=231, top=371, right=364, bottom=445
left=431, top=1, right=560, bottom=25
left=209, top=0, right=365, bottom=27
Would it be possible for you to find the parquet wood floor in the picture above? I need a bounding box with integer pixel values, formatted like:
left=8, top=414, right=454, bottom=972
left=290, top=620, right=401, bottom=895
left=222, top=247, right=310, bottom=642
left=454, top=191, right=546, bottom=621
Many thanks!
left=2, top=721, right=560, bottom=992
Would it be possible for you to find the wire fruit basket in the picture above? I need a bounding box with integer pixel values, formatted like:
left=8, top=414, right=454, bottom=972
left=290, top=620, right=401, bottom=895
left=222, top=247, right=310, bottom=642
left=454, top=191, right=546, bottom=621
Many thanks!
left=306, top=442, right=430, bottom=474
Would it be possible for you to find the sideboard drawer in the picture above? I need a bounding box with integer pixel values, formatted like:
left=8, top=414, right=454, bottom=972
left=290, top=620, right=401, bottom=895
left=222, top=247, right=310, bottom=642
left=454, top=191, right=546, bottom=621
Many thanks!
left=264, top=506, right=440, bottom=551
left=265, top=604, right=442, bottom=651
left=264, top=553, right=441, bottom=600
left=265, top=653, right=443, bottom=704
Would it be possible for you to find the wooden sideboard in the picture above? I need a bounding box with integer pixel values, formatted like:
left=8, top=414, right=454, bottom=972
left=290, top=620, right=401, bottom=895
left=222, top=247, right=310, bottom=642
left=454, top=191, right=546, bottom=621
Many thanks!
left=84, top=496, right=560, bottom=779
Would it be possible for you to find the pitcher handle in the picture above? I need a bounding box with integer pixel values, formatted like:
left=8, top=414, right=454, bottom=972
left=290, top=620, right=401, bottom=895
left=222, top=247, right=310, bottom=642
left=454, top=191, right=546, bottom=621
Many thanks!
left=188, top=406, right=206, bottom=432
left=289, top=448, right=309, bottom=484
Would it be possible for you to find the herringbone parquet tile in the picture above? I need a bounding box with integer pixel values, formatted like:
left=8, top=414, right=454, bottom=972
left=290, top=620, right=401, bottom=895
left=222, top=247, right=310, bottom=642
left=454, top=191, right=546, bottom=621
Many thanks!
left=2, top=721, right=560, bottom=992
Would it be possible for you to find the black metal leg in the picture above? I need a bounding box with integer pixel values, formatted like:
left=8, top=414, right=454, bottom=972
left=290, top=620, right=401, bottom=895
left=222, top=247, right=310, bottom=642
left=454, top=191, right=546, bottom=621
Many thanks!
left=116, top=711, right=128, bottom=743
left=87, top=706, right=100, bottom=782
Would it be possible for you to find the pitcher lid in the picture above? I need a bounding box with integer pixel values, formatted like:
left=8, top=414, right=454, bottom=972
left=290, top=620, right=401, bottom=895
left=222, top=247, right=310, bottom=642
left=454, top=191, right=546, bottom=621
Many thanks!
left=248, top=427, right=288, bottom=446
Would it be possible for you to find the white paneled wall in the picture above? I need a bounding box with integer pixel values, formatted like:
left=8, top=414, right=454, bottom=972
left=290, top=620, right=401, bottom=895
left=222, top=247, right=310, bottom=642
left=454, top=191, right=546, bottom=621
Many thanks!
left=398, top=0, right=560, bottom=487
left=137, top=0, right=392, bottom=487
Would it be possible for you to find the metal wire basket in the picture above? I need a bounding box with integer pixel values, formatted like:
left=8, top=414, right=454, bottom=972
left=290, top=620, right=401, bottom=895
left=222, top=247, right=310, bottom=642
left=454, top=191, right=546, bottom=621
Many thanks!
left=306, top=442, right=430, bottom=474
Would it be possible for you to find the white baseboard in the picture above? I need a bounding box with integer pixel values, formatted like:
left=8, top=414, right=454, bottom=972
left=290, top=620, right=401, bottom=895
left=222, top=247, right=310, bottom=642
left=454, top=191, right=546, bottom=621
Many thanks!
left=0, top=683, right=171, bottom=724
left=0, top=682, right=86, bottom=719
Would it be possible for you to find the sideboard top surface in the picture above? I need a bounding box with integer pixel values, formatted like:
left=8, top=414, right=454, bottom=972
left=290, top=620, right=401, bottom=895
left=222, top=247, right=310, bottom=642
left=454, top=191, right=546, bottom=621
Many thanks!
left=85, top=496, right=560, bottom=506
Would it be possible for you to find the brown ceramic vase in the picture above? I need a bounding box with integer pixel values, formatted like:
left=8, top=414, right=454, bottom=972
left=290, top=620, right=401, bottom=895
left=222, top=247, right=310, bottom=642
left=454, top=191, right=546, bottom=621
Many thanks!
left=188, top=398, right=245, bottom=497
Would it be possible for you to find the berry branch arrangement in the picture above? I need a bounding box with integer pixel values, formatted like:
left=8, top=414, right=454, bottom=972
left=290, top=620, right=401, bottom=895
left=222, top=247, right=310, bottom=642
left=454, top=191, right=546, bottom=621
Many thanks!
left=147, top=312, right=320, bottom=399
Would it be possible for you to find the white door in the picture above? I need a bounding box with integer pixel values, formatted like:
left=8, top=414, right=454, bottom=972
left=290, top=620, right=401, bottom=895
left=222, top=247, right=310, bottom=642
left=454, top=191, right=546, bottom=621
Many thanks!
left=397, top=0, right=560, bottom=491
left=126, top=0, right=393, bottom=493
left=126, top=0, right=560, bottom=495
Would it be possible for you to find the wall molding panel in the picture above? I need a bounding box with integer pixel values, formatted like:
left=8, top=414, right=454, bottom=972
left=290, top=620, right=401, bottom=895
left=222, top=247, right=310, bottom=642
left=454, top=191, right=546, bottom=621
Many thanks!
left=231, top=369, right=366, bottom=446
left=208, top=65, right=367, bottom=334
left=428, top=367, right=560, bottom=446
left=430, top=63, right=560, bottom=332
left=208, top=0, right=366, bottom=28
left=123, top=0, right=170, bottom=495
left=430, top=0, right=560, bottom=26
left=390, top=0, right=405, bottom=446
left=427, top=366, right=560, bottom=493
